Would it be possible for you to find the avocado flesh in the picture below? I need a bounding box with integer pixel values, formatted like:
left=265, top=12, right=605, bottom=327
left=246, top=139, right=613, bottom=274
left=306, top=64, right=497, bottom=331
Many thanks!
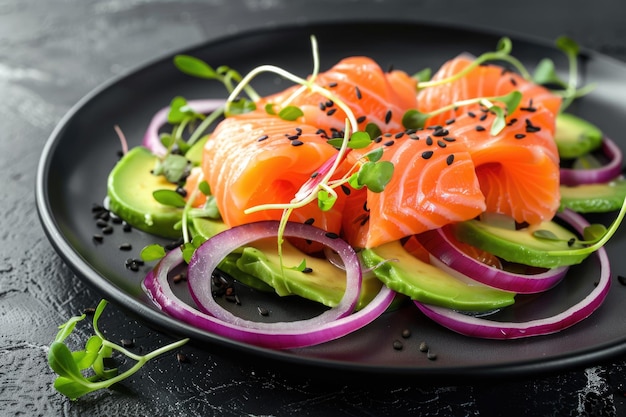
left=555, top=112, right=603, bottom=159
left=560, top=178, right=626, bottom=213
left=107, top=146, right=183, bottom=239
left=452, top=219, right=589, bottom=268
left=361, top=240, right=515, bottom=312
left=236, top=238, right=383, bottom=311
left=185, top=135, right=209, bottom=166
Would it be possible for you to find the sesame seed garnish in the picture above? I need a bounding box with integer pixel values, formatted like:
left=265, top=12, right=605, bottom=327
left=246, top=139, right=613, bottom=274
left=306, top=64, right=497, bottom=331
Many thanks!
left=432, top=128, right=449, bottom=137
left=257, top=135, right=268, bottom=142
left=475, top=125, right=486, bottom=132
left=409, top=134, right=419, bottom=140
left=341, top=184, right=351, bottom=195
left=119, top=243, right=132, bottom=251
left=525, top=119, right=541, bottom=133
left=291, top=140, right=304, bottom=146
left=326, top=108, right=337, bottom=116
left=384, top=133, right=392, bottom=137
left=287, top=134, right=300, bottom=140
left=425, top=136, right=433, bottom=146
left=510, top=77, right=517, bottom=86
left=421, top=150, right=434, bottom=159
left=363, top=201, right=370, bottom=212
left=325, top=232, right=339, bottom=239
left=328, top=82, right=338, bottom=88
left=374, top=136, right=383, bottom=143
left=515, top=133, right=526, bottom=139
left=394, top=132, right=404, bottom=139
left=479, top=113, right=488, bottom=121
left=319, top=102, right=326, bottom=111
left=384, top=140, right=395, bottom=147
left=618, top=275, right=626, bottom=286
left=302, top=267, right=313, bottom=273
left=467, top=111, right=476, bottom=118
left=446, top=154, right=455, bottom=165
left=325, top=100, right=334, bottom=108
left=385, top=110, right=392, bottom=124
left=392, top=340, right=404, bottom=351
left=355, top=86, right=362, bottom=100
left=442, top=137, right=456, bottom=142
left=356, top=116, right=366, bottom=124
left=445, top=118, right=456, bottom=125
left=437, top=140, right=447, bottom=148
left=304, top=218, right=315, bottom=225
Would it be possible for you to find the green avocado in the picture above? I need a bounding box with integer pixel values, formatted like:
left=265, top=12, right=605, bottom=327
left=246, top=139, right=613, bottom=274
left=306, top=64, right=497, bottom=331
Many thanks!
left=185, top=135, right=209, bottom=166
left=107, top=146, right=183, bottom=239
left=554, top=112, right=603, bottom=159
left=235, top=238, right=383, bottom=311
left=361, top=240, right=515, bottom=312
left=560, top=178, right=626, bottom=213
left=452, top=218, right=589, bottom=268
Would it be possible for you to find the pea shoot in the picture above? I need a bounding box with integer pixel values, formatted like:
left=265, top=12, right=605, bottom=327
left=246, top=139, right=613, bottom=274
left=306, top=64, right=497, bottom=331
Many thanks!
left=48, top=300, right=189, bottom=400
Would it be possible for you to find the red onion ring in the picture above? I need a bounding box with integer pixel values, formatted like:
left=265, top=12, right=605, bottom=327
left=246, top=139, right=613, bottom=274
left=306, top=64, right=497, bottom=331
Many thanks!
left=142, top=99, right=226, bottom=156
left=143, top=221, right=396, bottom=349
left=414, top=209, right=611, bottom=339
left=560, top=136, right=623, bottom=186
left=418, top=227, right=569, bottom=294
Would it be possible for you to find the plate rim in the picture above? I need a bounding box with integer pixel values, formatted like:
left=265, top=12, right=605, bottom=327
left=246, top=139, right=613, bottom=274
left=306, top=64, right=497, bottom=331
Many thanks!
left=35, top=19, right=626, bottom=380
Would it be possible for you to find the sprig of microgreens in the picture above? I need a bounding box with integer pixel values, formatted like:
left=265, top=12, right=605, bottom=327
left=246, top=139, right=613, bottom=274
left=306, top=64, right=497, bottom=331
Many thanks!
left=532, top=195, right=626, bottom=258
left=48, top=299, right=189, bottom=400
left=531, top=36, right=596, bottom=112
left=403, top=90, right=522, bottom=135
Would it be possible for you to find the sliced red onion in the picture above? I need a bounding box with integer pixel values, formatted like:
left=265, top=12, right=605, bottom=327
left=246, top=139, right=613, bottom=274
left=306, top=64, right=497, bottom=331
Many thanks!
left=143, top=221, right=396, bottom=349
left=560, top=136, right=623, bottom=186
left=142, top=99, right=226, bottom=156
left=418, top=227, right=569, bottom=294
left=414, top=209, right=611, bottom=339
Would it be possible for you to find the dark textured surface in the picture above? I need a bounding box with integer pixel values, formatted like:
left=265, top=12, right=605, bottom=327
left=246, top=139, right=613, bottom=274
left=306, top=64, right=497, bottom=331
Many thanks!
left=3, top=0, right=626, bottom=416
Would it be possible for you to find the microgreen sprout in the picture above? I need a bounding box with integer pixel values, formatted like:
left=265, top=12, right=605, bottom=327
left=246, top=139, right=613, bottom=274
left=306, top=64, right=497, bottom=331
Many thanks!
left=48, top=300, right=189, bottom=400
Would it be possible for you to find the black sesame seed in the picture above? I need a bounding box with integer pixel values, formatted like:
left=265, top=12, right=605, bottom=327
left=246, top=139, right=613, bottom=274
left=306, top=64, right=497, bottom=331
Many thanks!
left=302, top=267, right=313, bottom=273
left=475, top=125, right=486, bottom=132
left=426, top=351, right=438, bottom=361
left=257, top=306, right=270, bottom=316
left=384, top=133, right=392, bottom=137
left=401, top=329, right=411, bottom=339
left=326, top=108, right=337, bottom=116
left=425, top=136, right=433, bottom=146
left=467, top=111, right=476, bottom=118
left=443, top=137, right=456, bottom=142
left=418, top=341, right=429, bottom=352
left=395, top=132, right=405, bottom=139
left=515, top=133, right=526, bottom=139
left=257, top=134, right=268, bottom=142
left=328, top=82, right=338, bottom=88
left=102, top=226, right=113, bottom=235
left=479, top=113, right=488, bottom=121
left=304, top=218, right=315, bottom=225
left=341, top=184, right=351, bottom=196
left=325, top=100, right=334, bottom=108
left=287, top=134, right=300, bottom=140
left=385, top=110, right=392, bottom=124
left=119, top=243, right=132, bottom=251
left=446, top=154, right=455, bottom=165
left=355, top=86, right=362, bottom=100
left=374, top=136, right=383, bottom=143
left=291, top=140, right=304, bottom=147
left=437, top=140, right=447, bottom=148
left=325, top=232, right=339, bottom=239
left=96, top=219, right=108, bottom=228
left=356, top=115, right=367, bottom=124
left=421, top=151, right=434, bottom=159
left=409, top=134, right=419, bottom=140
left=383, top=140, right=395, bottom=147
left=319, top=102, right=326, bottom=111
left=432, top=128, right=449, bottom=137
left=618, top=275, right=626, bottom=286
left=122, top=222, right=132, bottom=232
left=93, top=234, right=104, bottom=242
left=510, top=77, right=517, bottom=86
left=392, top=340, right=404, bottom=351
left=445, top=118, right=456, bottom=125
left=176, top=186, right=187, bottom=197
left=525, top=119, right=541, bottom=133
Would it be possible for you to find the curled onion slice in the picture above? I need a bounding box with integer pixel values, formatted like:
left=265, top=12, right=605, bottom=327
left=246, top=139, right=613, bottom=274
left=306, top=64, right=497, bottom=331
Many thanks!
left=560, top=136, right=623, bottom=186
left=414, top=209, right=611, bottom=339
left=143, top=221, right=396, bottom=349
left=142, top=99, right=226, bottom=156
left=418, top=227, right=569, bottom=294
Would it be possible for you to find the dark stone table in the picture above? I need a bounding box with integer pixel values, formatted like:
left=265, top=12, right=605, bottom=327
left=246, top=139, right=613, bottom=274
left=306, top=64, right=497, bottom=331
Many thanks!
left=3, top=0, right=626, bottom=415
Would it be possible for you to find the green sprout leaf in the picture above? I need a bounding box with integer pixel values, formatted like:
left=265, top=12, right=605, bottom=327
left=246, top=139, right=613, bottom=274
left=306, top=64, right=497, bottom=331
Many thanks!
left=198, top=180, right=211, bottom=196
left=532, top=58, right=567, bottom=88
left=264, top=103, right=277, bottom=115
left=159, top=154, right=189, bottom=183
left=532, top=229, right=561, bottom=241
left=358, top=161, right=394, bottom=193
left=140, top=244, right=167, bottom=262
left=317, top=189, right=337, bottom=211
left=413, top=67, right=432, bottom=82
left=278, top=105, right=304, bottom=121
left=364, top=123, right=382, bottom=141
left=583, top=224, right=607, bottom=243
left=364, top=147, right=383, bottom=163
left=226, top=98, right=256, bottom=116
left=327, top=131, right=371, bottom=149
left=556, top=36, right=580, bottom=56
left=167, top=96, right=204, bottom=124
left=402, top=109, right=429, bottom=130
left=153, top=189, right=187, bottom=208
left=174, top=55, right=218, bottom=79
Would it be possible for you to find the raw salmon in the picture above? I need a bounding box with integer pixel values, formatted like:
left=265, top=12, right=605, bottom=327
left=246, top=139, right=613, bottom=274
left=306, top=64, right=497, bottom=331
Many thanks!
left=260, top=56, right=417, bottom=135
left=416, top=54, right=562, bottom=127
left=201, top=110, right=345, bottom=246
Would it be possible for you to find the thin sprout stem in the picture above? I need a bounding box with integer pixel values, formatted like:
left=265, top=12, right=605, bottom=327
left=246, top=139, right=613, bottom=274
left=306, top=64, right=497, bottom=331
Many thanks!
left=187, top=106, right=225, bottom=146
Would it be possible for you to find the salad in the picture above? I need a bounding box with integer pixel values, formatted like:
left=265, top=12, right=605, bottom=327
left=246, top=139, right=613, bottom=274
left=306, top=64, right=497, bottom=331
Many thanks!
left=48, top=34, right=626, bottom=399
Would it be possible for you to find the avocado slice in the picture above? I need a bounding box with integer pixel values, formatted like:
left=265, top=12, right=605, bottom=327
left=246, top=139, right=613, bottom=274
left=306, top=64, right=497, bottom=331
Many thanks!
left=452, top=219, right=589, bottom=268
left=560, top=178, right=626, bottom=213
left=361, top=240, right=515, bottom=312
left=555, top=112, right=603, bottom=159
left=235, top=238, right=383, bottom=311
left=185, top=135, right=209, bottom=166
left=107, top=146, right=183, bottom=239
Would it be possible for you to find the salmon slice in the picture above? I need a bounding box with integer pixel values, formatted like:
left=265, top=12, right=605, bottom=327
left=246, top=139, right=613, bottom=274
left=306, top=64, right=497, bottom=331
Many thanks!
left=441, top=103, right=560, bottom=224
left=260, top=56, right=417, bottom=135
left=201, top=110, right=344, bottom=248
left=342, top=129, right=486, bottom=248
left=417, top=54, right=562, bottom=127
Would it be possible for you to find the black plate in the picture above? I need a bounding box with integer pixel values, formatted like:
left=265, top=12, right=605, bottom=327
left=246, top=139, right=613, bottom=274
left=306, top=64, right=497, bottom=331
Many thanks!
left=36, top=21, right=626, bottom=380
